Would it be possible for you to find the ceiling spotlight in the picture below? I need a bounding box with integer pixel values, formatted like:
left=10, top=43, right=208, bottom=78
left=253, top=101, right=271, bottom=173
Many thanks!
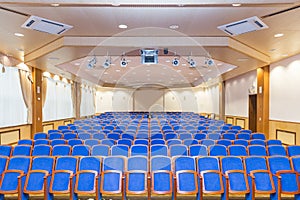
left=205, top=58, right=214, bottom=67
left=87, top=56, right=97, bottom=69
left=120, top=57, right=128, bottom=68
left=103, top=58, right=111, bottom=69
left=188, top=57, right=196, bottom=68
left=172, top=57, right=180, bottom=67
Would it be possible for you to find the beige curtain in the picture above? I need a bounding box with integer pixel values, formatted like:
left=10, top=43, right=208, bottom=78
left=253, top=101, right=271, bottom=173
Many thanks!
left=76, top=83, right=82, bottom=119
left=93, top=88, right=96, bottom=112
left=18, top=69, right=33, bottom=123
left=42, top=77, right=48, bottom=108
left=71, top=82, right=76, bottom=117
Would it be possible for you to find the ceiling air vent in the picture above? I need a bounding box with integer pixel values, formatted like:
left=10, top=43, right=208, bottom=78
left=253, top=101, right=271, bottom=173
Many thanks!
left=218, top=16, right=268, bottom=36
left=21, top=15, right=73, bottom=35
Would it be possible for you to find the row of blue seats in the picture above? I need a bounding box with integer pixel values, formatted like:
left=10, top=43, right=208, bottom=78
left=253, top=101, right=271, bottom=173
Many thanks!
left=2, top=143, right=300, bottom=157
left=34, top=131, right=263, bottom=141
left=1, top=155, right=300, bottom=200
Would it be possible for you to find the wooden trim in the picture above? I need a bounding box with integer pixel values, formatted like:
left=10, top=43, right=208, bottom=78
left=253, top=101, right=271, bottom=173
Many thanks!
left=43, top=123, right=54, bottom=130
left=0, top=123, right=29, bottom=130
left=43, top=118, right=75, bottom=124
left=269, top=119, right=300, bottom=125
left=226, top=117, right=234, bottom=125
left=276, top=129, right=296, bottom=145
left=64, top=120, right=72, bottom=125
left=236, top=118, right=246, bottom=129
left=0, top=129, right=21, bottom=145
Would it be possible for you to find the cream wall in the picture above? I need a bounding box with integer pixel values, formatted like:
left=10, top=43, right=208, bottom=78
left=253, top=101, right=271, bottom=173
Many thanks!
left=225, top=70, right=257, bottom=117
left=134, top=89, right=164, bottom=111
left=269, top=54, right=300, bottom=144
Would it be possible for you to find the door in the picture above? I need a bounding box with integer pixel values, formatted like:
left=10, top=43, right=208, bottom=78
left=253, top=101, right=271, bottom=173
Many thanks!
left=249, top=94, right=257, bottom=132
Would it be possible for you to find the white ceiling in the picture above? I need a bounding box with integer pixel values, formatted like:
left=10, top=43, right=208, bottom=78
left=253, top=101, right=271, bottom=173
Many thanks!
left=0, top=0, right=299, bottom=88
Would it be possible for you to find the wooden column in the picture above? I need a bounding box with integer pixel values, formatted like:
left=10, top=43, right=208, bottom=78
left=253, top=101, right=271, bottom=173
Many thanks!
left=219, top=81, right=225, bottom=120
left=257, top=66, right=269, bottom=136
left=32, top=68, right=43, bottom=136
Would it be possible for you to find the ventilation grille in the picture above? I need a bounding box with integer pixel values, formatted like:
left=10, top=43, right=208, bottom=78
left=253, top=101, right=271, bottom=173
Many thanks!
left=218, top=16, right=268, bottom=36
left=21, top=15, right=73, bottom=35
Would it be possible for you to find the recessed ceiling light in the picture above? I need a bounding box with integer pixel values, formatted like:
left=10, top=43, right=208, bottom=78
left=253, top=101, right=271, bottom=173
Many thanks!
left=103, top=72, right=109, bottom=75
left=200, top=74, right=204, bottom=77
left=274, top=33, right=284, bottom=38
left=176, top=70, right=181, bottom=72
left=282, top=54, right=289, bottom=57
left=118, top=24, right=128, bottom=29
left=111, top=2, right=120, bottom=6
left=163, top=67, right=167, bottom=70
left=169, top=24, right=179, bottom=29
left=74, top=63, right=80, bottom=66
left=165, top=60, right=171, bottom=63
left=194, top=78, right=198, bottom=80
left=147, top=74, right=150, bottom=77
left=50, top=3, right=60, bottom=7
left=217, top=63, right=223, bottom=66
left=182, top=63, right=187, bottom=66
left=14, top=33, right=24, bottom=37
left=189, top=72, right=193, bottom=75
left=232, top=3, right=241, bottom=7
left=115, top=69, right=121, bottom=72
left=237, top=58, right=248, bottom=62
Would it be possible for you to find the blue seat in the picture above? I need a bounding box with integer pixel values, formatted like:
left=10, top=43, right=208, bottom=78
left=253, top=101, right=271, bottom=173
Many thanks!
left=135, top=133, right=149, bottom=140
left=151, top=145, right=168, bottom=157
left=49, top=156, right=78, bottom=199
left=117, top=139, right=132, bottom=147
left=234, top=139, right=249, bottom=147
left=78, top=133, right=91, bottom=140
left=200, top=139, right=215, bottom=147
left=12, top=145, right=32, bottom=156
left=169, top=144, right=188, bottom=157
left=197, top=156, right=224, bottom=198
left=131, top=144, right=148, bottom=157
left=231, top=125, right=242, bottom=131
left=228, top=145, right=248, bottom=156
left=91, top=144, right=110, bottom=156
left=74, top=156, right=101, bottom=200
left=248, top=145, right=267, bottom=156
left=268, top=145, right=287, bottom=156
left=217, top=139, right=232, bottom=147
left=0, top=145, right=12, bottom=157
left=209, top=144, right=227, bottom=156
left=288, top=146, right=300, bottom=157
left=64, top=133, right=77, bottom=140
left=268, top=156, right=300, bottom=200
left=93, top=133, right=106, bottom=140
left=101, top=139, right=116, bottom=147
left=189, top=144, right=208, bottom=156
left=179, top=133, right=193, bottom=140
left=0, top=156, right=31, bottom=200
left=183, top=139, right=198, bottom=146
left=84, top=139, right=99, bottom=147
left=52, top=144, right=71, bottom=156
left=165, top=133, right=178, bottom=140
left=0, top=156, right=8, bottom=176
left=134, top=139, right=149, bottom=145
left=244, top=156, right=275, bottom=200
left=34, top=139, right=49, bottom=145
left=173, top=156, right=198, bottom=199
left=121, top=133, right=135, bottom=141
left=72, top=145, right=90, bottom=156
left=32, top=144, right=52, bottom=156
left=150, top=156, right=173, bottom=199
left=48, top=130, right=59, bottom=134
left=222, top=133, right=236, bottom=140
left=207, top=133, right=221, bottom=140
left=48, top=133, right=63, bottom=140
left=24, top=156, right=55, bottom=199
left=111, top=145, right=129, bottom=157
left=126, top=156, right=148, bottom=199
left=33, top=132, right=47, bottom=140
left=151, top=139, right=165, bottom=145
left=249, top=139, right=265, bottom=146
left=50, top=139, right=66, bottom=146
left=101, top=156, right=126, bottom=199
left=221, top=156, right=250, bottom=199
left=194, top=133, right=206, bottom=140
left=18, top=139, right=34, bottom=146
left=167, top=139, right=182, bottom=146
left=237, top=133, right=251, bottom=140
left=58, top=125, right=69, bottom=130
left=151, top=133, right=164, bottom=140
left=251, top=133, right=266, bottom=140
left=107, top=133, right=120, bottom=141
left=67, top=139, right=83, bottom=147
left=266, top=140, right=282, bottom=146
left=240, top=129, right=252, bottom=134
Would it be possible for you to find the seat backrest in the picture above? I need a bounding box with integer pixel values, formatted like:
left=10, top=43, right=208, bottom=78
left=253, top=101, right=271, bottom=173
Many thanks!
left=0, top=145, right=12, bottom=157
left=131, top=144, right=148, bottom=157
left=268, top=145, right=287, bottom=156
left=79, top=156, right=101, bottom=175
left=167, top=139, right=182, bottom=146
left=268, top=156, right=292, bottom=174
left=266, top=139, right=282, bottom=146
left=68, top=139, right=83, bottom=147
left=31, top=156, right=54, bottom=173
left=32, top=144, right=52, bottom=156
left=111, top=145, right=129, bottom=157
left=48, top=133, right=63, bottom=140
left=117, top=139, right=132, bottom=147
left=72, top=144, right=90, bottom=156
left=103, top=156, right=125, bottom=172
left=8, top=156, right=31, bottom=173
left=93, top=133, right=106, bottom=140
left=183, top=139, right=198, bottom=146
left=151, top=156, right=171, bottom=171
left=248, top=145, right=267, bottom=156
left=52, top=145, right=71, bottom=156
left=209, top=144, right=227, bottom=156
left=50, top=139, right=66, bottom=146
left=221, top=156, right=244, bottom=174
left=228, top=145, right=248, bottom=156
left=107, top=133, right=120, bottom=140
left=244, top=156, right=268, bottom=174
left=169, top=145, right=188, bottom=157
left=134, top=139, right=148, bottom=145
left=12, top=145, right=32, bottom=156
left=200, top=139, right=215, bottom=147
left=233, top=139, right=249, bottom=147
left=18, top=139, right=33, bottom=145
left=84, top=139, right=100, bottom=147
left=222, top=133, right=236, bottom=140
left=194, top=133, right=206, bottom=140
left=101, top=139, right=116, bottom=147
left=151, top=139, right=165, bottom=145
left=55, top=156, right=78, bottom=174
left=33, top=132, right=47, bottom=140
left=251, top=133, right=266, bottom=140
left=249, top=139, right=265, bottom=146
left=151, top=145, right=168, bottom=157
left=189, top=144, right=208, bottom=156
left=207, top=133, right=221, bottom=140
left=165, top=133, right=178, bottom=140
left=288, top=146, right=300, bottom=157
left=91, top=144, right=110, bottom=156
left=173, top=156, right=196, bottom=172
left=197, top=156, right=220, bottom=173
left=128, top=156, right=148, bottom=171
left=179, top=133, right=193, bottom=140
left=0, top=156, right=8, bottom=175
left=34, top=139, right=49, bottom=145
left=217, top=139, right=232, bottom=147
left=78, top=133, right=91, bottom=140
left=236, top=133, right=251, bottom=140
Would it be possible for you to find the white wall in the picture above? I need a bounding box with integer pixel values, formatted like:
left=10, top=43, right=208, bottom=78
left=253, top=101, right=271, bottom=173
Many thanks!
left=225, top=70, right=257, bottom=117
left=270, top=54, right=300, bottom=122
left=96, top=88, right=133, bottom=113
left=134, top=89, right=164, bottom=111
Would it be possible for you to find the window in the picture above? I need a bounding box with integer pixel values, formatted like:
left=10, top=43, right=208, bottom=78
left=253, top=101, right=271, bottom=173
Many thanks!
left=0, top=66, right=27, bottom=127
left=43, top=78, right=73, bottom=121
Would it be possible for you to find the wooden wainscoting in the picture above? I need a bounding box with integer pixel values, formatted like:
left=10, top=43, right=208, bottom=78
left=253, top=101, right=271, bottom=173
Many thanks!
left=0, top=124, right=31, bottom=144
left=42, top=118, right=75, bottom=133
left=236, top=118, right=246, bottom=129
left=270, top=120, right=300, bottom=145
left=225, top=116, right=249, bottom=130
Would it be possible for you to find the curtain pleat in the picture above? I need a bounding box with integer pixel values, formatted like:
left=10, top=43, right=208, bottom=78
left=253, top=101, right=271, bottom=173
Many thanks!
left=18, top=69, right=33, bottom=123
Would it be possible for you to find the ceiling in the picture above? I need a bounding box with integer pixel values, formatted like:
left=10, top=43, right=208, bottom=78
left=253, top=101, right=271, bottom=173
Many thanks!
left=0, top=0, right=299, bottom=88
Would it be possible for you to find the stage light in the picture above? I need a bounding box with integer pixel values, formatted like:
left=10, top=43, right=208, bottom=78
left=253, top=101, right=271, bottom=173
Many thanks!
left=103, top=58, right=111, bottom=69
left=120, top=57, right=128, bottom=68
left=172, top=57, right=180, bottom=67
left=87, top=56, right=97, bottom=69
